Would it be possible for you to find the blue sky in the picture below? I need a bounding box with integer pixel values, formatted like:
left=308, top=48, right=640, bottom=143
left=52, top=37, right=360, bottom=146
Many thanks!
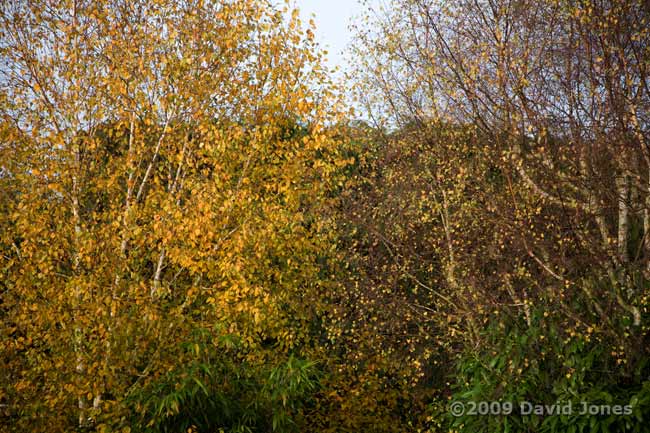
left=293, top=0, right=377, bottom=72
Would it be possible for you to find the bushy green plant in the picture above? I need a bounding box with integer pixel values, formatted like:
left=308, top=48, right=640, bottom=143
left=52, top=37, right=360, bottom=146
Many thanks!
left=121, top=327, right=319, bottom=433
left=448, top=310, right=650, bottom=433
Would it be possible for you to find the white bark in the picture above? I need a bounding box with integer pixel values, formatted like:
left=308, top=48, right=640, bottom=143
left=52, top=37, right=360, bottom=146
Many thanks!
left=616, top=175, right=630, bottom=264
left=71, top=144, right=89, bottom=428
left=151, top=135, right=189, bottom=300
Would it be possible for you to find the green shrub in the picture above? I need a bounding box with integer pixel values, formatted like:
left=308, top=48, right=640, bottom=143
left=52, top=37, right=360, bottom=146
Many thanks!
left=448, top=311, right=650, bottom=433
left=122, top=327, right=319, bottom=433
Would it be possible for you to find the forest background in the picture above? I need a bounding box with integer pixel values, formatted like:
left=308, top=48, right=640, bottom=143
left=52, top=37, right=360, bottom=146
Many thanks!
left=1, top=0, right=650, bottom=432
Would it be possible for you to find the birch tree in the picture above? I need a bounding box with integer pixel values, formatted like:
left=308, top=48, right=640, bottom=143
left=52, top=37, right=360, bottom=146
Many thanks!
left=0, top=0, right=340, bottom=430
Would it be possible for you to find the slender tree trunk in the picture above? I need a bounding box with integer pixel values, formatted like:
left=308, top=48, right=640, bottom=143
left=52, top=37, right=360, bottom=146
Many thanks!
left=115, top=114, right=137, bottom=289
left=617, top=174, right=630, bottom=264
left=645, top=170, right=650, bottom=269
left=151, top=135, right=189, bottom=300
left=152, top=248, right=166, bottom=299
left=71, top=143, right=89, bottom=428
